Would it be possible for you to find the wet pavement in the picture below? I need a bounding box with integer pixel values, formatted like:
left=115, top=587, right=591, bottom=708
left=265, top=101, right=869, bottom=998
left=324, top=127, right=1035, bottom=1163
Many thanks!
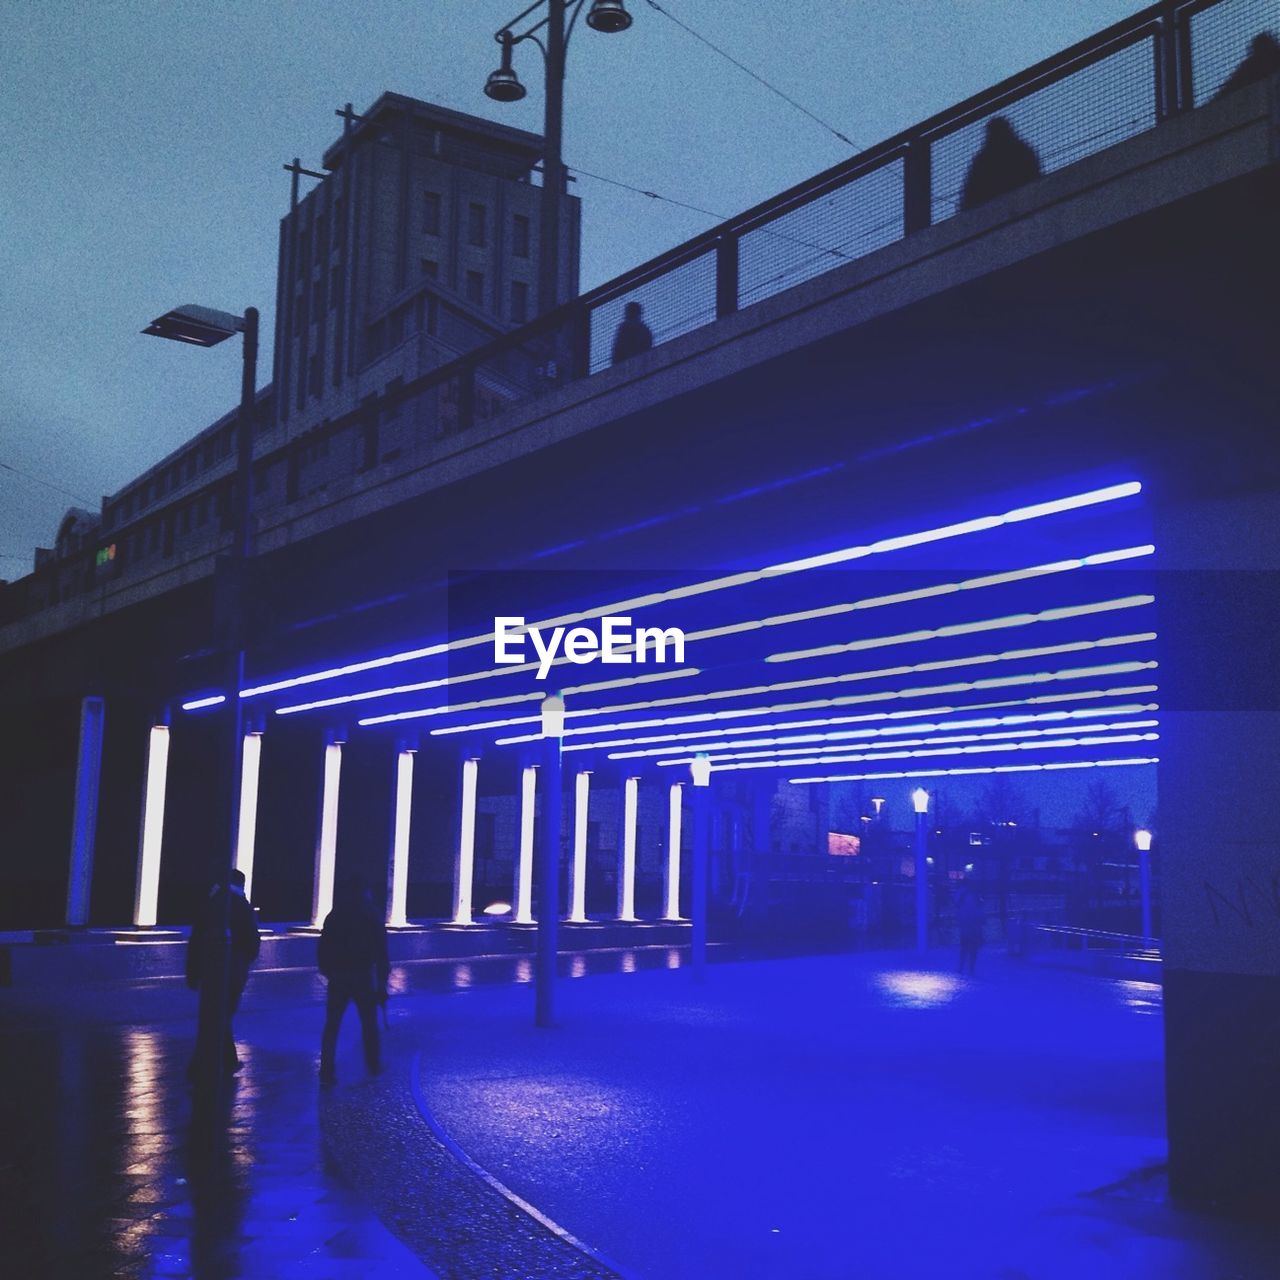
left=417, top=951, right=1280, bottom=1280
left=3, top=946, right=1278, bottom=1278
left=0, top=947, right=669, bottom=1279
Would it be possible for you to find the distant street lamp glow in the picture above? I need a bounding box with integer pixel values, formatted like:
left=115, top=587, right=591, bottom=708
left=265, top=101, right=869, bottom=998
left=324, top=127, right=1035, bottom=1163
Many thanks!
left=912, top=787, right=930, bottom=814
left=1134, top=828, right=1153, bottom=851
left=690, top=753, right=712, bottom=787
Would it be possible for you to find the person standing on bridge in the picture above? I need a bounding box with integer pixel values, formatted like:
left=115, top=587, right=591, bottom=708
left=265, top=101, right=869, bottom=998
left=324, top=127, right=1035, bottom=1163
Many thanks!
left=959, top=117, right=1041, bottom=212
left=611, top=300, right=653, bottom=365
left=318, top=878, right=389, bottom=1085
left=1213, top=32, right=1280, bottom=100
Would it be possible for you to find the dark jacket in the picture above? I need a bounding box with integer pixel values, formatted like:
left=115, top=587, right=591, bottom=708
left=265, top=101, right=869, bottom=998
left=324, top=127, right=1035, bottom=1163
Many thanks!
left=186, top=886, right=260, bottom=990
left=319, top=901, right=390, bottom=995
left=611, top=317, right=653, bottom=364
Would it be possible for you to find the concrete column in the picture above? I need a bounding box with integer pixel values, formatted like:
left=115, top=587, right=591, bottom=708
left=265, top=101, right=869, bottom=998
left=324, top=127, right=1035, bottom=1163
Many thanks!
left=1157, top=487, right=1280, bottom=1211
left=133, top=723, right=171, bottom=927
left=617, top=776, right=639, bottom=921
left=311, top=738, right=343, bottom=927
left=234, top=731, right=263, bottom=901
left=664, top=781, right=684, bottom=920
left=691, top=765, right=711, bottom=980
left=569, top=770, right=590, bottom=922
left=452, top=756, right=479, bottom=925
left=65, top=696, right=105, bottom=927
left=514, top=764, right=537, bottom=924
left=386, top=748, right=414, bottom=928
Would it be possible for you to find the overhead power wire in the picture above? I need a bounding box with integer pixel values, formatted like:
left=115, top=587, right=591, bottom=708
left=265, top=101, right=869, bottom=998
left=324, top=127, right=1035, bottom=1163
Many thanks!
left=642, top=0, right=861, bottom=150
left=0, top=460, right=94, bottom=507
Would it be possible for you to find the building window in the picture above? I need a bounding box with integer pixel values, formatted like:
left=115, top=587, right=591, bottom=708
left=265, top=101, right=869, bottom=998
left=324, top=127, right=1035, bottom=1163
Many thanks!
left=465, top=270, right=484, bottom=305
left=423, top=191, right=441, bottom=235
left=512, top=214, right=530, bottom=258
left=420, top=258, right=438, bottom=280
left=511, top=280, right=529, bottom=323
left=468, top=203, right=487, bottom=248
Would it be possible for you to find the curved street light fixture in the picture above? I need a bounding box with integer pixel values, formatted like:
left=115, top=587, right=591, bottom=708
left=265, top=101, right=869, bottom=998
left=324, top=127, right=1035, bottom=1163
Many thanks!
left=483, top=0, right=635, bottom=317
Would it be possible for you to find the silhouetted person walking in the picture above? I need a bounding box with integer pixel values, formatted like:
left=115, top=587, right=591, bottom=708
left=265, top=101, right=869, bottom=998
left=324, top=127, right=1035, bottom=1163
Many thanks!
left=186, top=869, right=260, bottom=1081
left=611, top=300, right=653, bottom=365
left=1213, top=32, right=1280, bottom=100
left=960, top=117, right=1041, bottom=211
left=318, top=879, right=389, bottom=1084
left=957, top=887, right=984, bottom=975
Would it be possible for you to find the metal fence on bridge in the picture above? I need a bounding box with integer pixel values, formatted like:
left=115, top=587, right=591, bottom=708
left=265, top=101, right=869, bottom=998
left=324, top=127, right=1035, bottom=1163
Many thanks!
left=404, top=0, right=1279, bottom=434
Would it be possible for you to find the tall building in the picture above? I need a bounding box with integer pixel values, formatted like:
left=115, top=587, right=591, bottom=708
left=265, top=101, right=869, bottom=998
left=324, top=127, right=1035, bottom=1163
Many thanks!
left=0, top=93, right=580, bottom=635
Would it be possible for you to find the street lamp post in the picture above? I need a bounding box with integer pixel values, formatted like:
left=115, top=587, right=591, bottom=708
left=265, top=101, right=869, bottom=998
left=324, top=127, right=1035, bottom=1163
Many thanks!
left=536, top=693, right=565, bottom=1027
left=484, top=0, right=634, bottom=318
left=690, top=753, right=712, bottom=981
left=912, top=787, right=930, bottom=952
left=1134, top=828, right=1154, bottom=941
left=144, top=303, right=259, bottom=1098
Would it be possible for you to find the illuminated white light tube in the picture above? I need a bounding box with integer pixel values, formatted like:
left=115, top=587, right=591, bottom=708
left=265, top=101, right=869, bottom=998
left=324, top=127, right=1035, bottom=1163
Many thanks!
left=404, top=631, right=1156, bottom=737
left=665, top=782, right=684, bottom=920
left=182, top=694, right=226, bottom=711
left=357, top=667, right=697, bottom=728
left=453, top=757, right=479, bottom=926
left=570, top=771, right=591, bottom=923
left=618, top=776, right=639, bottom=922
left=789, top=756, right=1160, bottom=785
left=650, top=718, right=1160, bottom=766
left=550, top=682, right=1161, bottom=749
left=285, top=545, right=1155, bottom=718
left=235, top=732, right=263, bottom=901
left=766, top=595, right=1153, bottom=664
left=674, top=730, right=1160, bottom=773
left=682, top=545, right=1154, bottom=646
left=238, top=482, right=1142, bottom=701
left=600, top=703, right=1159, bottom=760
left=312, top=742, right=343, bottom=927
left=514, top=765, right=537, bottom=924
left=387, top=750, right=414, bottom=928
left=133, top=725, right=171, bottom=928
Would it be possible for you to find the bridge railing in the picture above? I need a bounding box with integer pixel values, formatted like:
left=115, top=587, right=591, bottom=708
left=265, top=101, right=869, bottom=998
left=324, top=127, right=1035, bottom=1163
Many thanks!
left=421, top=0, right=1274, bottom=435
left=7, top=0, right=1275, bottom=621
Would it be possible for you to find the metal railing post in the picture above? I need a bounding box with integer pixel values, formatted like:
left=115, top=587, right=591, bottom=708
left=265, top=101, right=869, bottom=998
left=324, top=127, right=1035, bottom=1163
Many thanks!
left=715, top=234, right=739, bottom=319
left=903, top=138, right=932, bottom=235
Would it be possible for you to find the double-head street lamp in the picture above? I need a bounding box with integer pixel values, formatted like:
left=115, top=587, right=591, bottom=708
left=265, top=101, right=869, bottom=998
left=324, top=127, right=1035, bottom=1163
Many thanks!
left=484, top=0, right=634, bottom=318
left=144, top=302, right=259, bottom=1098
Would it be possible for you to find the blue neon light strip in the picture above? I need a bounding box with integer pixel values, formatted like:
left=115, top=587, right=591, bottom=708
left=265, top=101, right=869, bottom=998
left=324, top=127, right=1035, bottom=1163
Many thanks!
left=594, top=704, right=1159, bottom=759
left=181, top=694, right=227, bottom=711
left=228, top=481, right=1141, bottom=703
left=787, top=757, right=1159, bottom=784
left=676, top=730, right=1160, bottom=772
left=648, top=720, right=1160, bottom=767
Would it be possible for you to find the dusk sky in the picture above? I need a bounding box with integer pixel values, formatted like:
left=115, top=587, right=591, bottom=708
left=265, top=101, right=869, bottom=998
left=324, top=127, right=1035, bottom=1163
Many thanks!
left=3, top=0, right=1145, bottom=570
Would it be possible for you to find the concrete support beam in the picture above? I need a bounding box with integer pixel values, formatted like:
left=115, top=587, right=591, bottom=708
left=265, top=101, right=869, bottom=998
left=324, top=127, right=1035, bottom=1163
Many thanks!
left=311, top=738, right=343, bottom=927
left=569, top=770, right=590, bottom=923
left=133, top=724, right=171, bottom=928
left=65, top=696, right=104, bottom=927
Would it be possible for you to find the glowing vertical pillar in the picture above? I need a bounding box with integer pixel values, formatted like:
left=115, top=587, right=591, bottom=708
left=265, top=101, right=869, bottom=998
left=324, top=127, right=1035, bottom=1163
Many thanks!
left=311, top=739, right=343, bottom=927
left=664, top=781, right=684, bottom=920
left=234, top=731, right=263, bottom=901
left=617, top=776, right=639, bottom=921
left=569, top=770, right=591, bottom=922
left=65, top=696, right=105, bottom=927
left=514, top=764, right=537, bottom=924
left=387, top=749, right=414, bottom=928
left=453, top=756, right=479, bottom=925
left=133, top=724, right=171, bottom=927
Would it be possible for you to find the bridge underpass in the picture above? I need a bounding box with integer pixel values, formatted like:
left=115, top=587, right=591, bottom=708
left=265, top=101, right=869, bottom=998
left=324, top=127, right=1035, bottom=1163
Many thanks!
left=2, top=8, right=1278, bottom=1224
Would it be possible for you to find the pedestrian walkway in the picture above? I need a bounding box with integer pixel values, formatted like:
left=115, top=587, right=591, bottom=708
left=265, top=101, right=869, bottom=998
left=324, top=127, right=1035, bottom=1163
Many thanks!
left=416, top=951, right=1280, bottom=1280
